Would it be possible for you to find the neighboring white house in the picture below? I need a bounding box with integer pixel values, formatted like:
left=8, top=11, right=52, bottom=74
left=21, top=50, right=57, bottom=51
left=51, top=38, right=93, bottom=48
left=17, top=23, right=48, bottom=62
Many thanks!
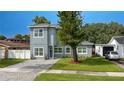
left=108, top=36, right=124, bottom=58
left=95, top=36, right=124, bottom=58
left=0, top=39, right=30, bottom=59
left=95, top=44, right=115, bottom=56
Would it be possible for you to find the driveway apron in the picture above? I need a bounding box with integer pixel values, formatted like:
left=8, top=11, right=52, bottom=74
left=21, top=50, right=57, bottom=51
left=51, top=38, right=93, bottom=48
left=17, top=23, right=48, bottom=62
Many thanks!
left=0, top=59, right=59, bottom=81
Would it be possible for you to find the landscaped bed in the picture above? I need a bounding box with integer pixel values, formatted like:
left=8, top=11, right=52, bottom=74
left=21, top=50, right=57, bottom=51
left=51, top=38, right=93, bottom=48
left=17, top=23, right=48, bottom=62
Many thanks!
left=0, top=59, right=26, bottom=68
left=50, top=57, right=124, bottom=72
left=34, top=73, right=124, bottom=81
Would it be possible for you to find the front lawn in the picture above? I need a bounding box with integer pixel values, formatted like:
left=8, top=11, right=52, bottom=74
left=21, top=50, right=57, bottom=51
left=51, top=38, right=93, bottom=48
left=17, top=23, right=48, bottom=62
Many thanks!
left=50, top=57, right=124, bottom=72
left=0, top=59, right=26, bottom=68
left=35, top=73, right=124, bottom=81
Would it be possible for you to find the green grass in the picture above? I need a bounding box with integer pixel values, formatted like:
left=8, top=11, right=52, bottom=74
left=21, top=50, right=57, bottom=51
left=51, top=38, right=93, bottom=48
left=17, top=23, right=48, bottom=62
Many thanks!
left=35, top=73, right=124, bottom=81
left=50, top=57, right=124, bottom=72
left=0, top=59, right=26, bottom=68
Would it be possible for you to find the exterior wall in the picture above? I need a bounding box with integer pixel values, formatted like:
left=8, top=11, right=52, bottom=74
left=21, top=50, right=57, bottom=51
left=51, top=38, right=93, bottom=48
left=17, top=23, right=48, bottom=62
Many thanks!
left=122, top=45, right=124, bottom=58
left=109, top=39, right=124, bottom=58
left=31, top=44, right=48, bottom=59
left=54, top=46, right=64, bottom=58
left=30, top=28, right=49, bottom=59
left=118, top=45, right=124, bottom=58
left=77, top=45, right=92, bottom=57
left=8, top=50, right=30, bottom=59
left=48, top=28, right=57, bottom=46
left=108, top=39, right=118, bottom=51
left=95, top=45, right=103, bottom=56
left=54, top=45, right=93, bottom=58
left=30, top=27, right=93, bottom=59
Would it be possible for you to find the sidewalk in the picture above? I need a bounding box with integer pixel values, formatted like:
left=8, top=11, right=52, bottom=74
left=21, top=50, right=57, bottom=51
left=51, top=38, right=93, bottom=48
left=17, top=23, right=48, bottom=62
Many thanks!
left=39, top=70, right=124, bottom=77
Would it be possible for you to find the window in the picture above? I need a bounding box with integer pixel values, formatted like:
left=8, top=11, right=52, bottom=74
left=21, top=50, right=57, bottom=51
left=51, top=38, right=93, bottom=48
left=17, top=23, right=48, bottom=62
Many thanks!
left=34, top=30, right=39, bottom=37
left=65, top=47, right=71, bottom=54
left=54, top=47, right=63, bottom=54
left=33, top=29, right=44, bottom=38
left=77, top=47, right=87, bottom=54
left=39, top=29, right=43, bottom=36
left=34, top=47, right=44, bottom=57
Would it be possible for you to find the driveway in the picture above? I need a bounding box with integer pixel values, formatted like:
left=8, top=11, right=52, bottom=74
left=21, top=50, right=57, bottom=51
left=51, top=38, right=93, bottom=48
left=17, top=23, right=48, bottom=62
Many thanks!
left=0, top=59, right=59, bottom=81
left=111, top=60, right=124, bottom=69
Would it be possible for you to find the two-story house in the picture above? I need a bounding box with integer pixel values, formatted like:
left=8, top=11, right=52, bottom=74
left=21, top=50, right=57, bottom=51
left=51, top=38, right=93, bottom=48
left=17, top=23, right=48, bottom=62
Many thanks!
left=29, top=24, right=93, bottom=59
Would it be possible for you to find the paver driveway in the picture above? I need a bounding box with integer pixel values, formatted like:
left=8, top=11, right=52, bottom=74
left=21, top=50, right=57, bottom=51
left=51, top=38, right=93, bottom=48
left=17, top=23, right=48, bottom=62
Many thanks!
left=0, top=59, right=59, bottom=81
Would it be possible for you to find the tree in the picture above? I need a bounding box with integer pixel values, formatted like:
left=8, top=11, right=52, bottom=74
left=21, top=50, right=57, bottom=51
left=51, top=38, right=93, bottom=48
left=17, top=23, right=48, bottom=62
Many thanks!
left=22, top=34, right=30, bottom=42
left=84, top=22, right=124, bottom=44
left=15, top=34, right=23, bottom=40
left=57, top=11, right=84, bottom=62
left=32, top=16, right=50, bottom=24
left=22, top=34, right=30, bottom=39
left=0, top=35, right=6, bottom=40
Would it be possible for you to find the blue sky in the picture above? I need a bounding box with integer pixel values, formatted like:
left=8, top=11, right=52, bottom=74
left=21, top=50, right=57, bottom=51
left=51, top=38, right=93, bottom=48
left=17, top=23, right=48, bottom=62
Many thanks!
left=0, top=11, right=124, bottom=38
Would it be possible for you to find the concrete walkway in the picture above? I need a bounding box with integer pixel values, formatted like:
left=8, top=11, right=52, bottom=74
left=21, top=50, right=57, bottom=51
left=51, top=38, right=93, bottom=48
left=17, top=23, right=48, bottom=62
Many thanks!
left=39, top=70, right=124, bottom=77
left=0, top=59, right=59, bottom=81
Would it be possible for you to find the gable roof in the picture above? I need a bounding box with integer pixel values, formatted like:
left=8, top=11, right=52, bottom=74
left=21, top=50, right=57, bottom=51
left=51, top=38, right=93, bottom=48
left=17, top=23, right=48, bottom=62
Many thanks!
left=112, top=36, right=124, bottom=44
left=0, top=40, right=29, bottom=48
left=79, top=41, right=94, bottom=45
left=28, top=24, right=58, bottom=28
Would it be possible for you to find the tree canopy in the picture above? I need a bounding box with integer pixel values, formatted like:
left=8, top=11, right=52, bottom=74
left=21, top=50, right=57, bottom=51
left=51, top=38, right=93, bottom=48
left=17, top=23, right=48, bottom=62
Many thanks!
left=57, top=11, right=84, bottom=62
left=0, top=35, right=6, bottom=40
left=15, top=34, right=22, bottom=39
left=83, top=22, right=124, bottom=44
left=32, top=16, right=50, bottom=24
left=15, top=34, right=30, bottom=41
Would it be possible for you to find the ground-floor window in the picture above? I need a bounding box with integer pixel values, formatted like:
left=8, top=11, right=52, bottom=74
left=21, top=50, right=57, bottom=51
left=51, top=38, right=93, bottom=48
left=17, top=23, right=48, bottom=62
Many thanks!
left=34, top=47, right=44, bottom=57
left=65, top=47, right=71, bottom=54
left=54, top=47, right=63, bottom=54
left=77, top=47, right=87, bottom=54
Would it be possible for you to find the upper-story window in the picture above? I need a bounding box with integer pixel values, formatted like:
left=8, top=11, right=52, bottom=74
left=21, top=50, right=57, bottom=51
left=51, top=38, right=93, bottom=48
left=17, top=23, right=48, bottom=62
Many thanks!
left=33, top=29, right=44, bottom=38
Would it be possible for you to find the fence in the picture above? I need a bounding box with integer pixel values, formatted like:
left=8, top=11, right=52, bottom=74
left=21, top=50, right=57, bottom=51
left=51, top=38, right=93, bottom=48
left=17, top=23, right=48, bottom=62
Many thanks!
left=0, top=49, right=5, bottom=59
left=8, top=50, right=30, bottom=59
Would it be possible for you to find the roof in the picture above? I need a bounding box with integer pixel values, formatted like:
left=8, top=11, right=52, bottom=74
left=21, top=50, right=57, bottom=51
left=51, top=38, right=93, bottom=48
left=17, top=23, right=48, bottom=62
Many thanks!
left=95, top=44, right=115, bottom=47
left=113, top=36, right=124, bottom=44
left=28, top=23, right=59, bottom=28
left=0, top=40, right=30, bottom=48
left=79, top=41, right=94, bottom=45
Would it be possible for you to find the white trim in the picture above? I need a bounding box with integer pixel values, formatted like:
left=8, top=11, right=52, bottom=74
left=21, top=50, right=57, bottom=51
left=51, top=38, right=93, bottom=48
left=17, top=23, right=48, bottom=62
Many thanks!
left=33, top=28, right=44, bottom=38
left=33, top=47, right=44, bottom=57
left=54, top=47, right=63, bottom=54
left=77, top=47, right=87, bottom=54
left=65, top=47, right=71, bottom=54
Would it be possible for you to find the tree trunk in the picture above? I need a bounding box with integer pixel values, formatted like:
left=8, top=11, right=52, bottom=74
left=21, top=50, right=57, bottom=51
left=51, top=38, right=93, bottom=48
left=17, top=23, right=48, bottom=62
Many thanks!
left=5, top=47, right=8, bottom=59
left=72, top=46, right=78, bottom=62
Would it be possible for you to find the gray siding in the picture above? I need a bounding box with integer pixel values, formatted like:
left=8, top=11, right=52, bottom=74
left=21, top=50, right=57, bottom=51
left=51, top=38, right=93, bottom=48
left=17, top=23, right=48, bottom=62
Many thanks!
left=48, top=28, right=57, bottom=46
left=30, top=28, right=48, bottom=45
left=30, top=26, right=93, bottom=59
left=77, top=45, right=92, bottom=57
left=30, top=28, right=49, bottom=59
left=54, top=45, right=93, bottom=58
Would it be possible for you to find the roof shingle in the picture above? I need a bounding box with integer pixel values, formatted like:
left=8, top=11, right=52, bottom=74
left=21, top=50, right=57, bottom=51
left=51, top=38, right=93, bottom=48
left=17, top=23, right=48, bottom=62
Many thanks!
left=0, top=40, right=29, bottom=48
left=113, top=36, right=124, bottom=44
